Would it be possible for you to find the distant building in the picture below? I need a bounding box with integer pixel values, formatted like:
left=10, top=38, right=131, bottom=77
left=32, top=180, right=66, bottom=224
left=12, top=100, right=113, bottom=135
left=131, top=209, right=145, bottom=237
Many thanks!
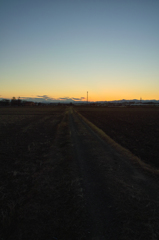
left=22, top=101, right=35, bottom=106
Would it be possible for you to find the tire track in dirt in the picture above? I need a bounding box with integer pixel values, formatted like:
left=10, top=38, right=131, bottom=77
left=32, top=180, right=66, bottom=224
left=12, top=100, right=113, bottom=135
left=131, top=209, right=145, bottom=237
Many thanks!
left=69, top=110, right=119, bottom=239
left=69, top=107, right=159, bottom=240
left=1, top=107, right=159, bottom=240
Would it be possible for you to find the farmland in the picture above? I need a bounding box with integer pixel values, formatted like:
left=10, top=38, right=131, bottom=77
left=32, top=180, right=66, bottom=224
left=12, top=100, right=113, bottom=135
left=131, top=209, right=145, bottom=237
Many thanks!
left=1, top=106, right=159, bottom=239
left=0, top=107, right=87, bottom=239
left=76, top=106, right=159, bottom=169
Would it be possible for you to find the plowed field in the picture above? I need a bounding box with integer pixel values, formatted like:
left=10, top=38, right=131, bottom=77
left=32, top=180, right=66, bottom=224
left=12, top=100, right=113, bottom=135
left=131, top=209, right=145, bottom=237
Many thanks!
left=1, top=106, right=159, bottom=240
left=76, top=106, right=159, bottom=168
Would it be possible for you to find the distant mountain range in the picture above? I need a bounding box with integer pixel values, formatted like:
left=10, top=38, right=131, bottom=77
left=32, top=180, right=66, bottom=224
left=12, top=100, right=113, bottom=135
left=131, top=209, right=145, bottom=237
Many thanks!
left=35, top=99, right=159, bottom=105
left=0, top=98, right=159, bottom=105
left=99, top=99, right=159, bottom=104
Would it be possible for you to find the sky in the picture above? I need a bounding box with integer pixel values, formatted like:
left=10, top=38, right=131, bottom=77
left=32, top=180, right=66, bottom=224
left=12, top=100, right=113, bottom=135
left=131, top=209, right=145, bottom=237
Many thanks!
left=0, top=0, right=159, bottom=102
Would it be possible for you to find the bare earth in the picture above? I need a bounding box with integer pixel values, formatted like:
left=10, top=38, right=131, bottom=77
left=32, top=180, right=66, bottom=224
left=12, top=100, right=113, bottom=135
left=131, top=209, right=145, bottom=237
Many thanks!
left=1, top=107, right=159, bottom=240
left=76, top=106, right=159, bottom=168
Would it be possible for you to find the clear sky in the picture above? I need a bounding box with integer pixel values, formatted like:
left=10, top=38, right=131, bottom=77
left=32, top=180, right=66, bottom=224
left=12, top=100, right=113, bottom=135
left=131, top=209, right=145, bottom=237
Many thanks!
left=0, top=0, right=159, bottom=101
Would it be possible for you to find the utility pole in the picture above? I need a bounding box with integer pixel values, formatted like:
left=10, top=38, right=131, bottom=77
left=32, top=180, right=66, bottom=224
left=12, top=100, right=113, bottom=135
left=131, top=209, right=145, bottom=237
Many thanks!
left=87, top=91, right=88, bottom=103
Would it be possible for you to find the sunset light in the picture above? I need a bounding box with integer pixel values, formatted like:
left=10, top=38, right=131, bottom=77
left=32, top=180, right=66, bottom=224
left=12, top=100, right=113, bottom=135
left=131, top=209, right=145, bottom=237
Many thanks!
left=0, top=0, right=159, bottom=102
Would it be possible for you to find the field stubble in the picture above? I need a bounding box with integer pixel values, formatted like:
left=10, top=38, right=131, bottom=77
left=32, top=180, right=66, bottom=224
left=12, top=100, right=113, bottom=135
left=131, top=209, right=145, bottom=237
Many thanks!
left=1, top=106, right=159, bottom=239
left=0, top=107, right=87, bottom=239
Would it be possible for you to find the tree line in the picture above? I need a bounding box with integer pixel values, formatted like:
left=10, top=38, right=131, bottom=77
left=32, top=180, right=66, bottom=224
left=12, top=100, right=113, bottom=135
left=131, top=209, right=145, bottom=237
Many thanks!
left=0, top=97, right=36, bottom=106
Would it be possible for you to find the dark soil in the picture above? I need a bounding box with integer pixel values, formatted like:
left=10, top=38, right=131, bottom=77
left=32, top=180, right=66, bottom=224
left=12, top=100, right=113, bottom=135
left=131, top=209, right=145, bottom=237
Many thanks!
left=1, top=106, right=159, bottom=240
left=76, top=106, right=159, bottom=168
left=0, top=107, right=88, bottom=239
left=70, top=108, right=159, bottom=240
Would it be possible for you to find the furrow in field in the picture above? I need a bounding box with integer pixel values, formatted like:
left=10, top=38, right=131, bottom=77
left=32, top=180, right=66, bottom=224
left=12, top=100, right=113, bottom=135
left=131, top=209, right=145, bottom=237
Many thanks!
left=1, top=107, right=159, bottom=240
left=0, top=111, right=64, bottom=239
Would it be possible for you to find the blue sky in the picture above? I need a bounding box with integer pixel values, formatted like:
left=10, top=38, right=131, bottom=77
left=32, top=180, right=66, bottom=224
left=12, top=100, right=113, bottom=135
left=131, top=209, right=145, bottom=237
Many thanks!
left=0, top=0, right=159, bottom=101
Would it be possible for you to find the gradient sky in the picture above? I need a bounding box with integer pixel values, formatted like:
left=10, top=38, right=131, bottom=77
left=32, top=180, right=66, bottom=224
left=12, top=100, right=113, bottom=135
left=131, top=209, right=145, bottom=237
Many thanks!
left=0, top=0, right=159, bottom=101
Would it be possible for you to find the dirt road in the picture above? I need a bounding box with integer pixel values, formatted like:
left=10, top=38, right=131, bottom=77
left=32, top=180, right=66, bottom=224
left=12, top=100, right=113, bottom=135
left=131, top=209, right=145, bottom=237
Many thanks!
left=1, top=107, right=159, bottom=240
left=69, top=108, right=159, bottom=240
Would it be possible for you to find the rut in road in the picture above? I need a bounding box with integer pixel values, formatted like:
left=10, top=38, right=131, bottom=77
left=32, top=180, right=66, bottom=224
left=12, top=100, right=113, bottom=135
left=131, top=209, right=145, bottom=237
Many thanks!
left=69, top=108, right=159, bottom=240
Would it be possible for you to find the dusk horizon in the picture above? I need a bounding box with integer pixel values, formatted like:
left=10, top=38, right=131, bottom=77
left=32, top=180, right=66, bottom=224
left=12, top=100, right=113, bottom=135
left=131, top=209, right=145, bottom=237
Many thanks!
left=1, top=1, right=159, bottom=235
left=1, top=0, right=159, bottom=101
left=1, top=95, right=159, bottom=104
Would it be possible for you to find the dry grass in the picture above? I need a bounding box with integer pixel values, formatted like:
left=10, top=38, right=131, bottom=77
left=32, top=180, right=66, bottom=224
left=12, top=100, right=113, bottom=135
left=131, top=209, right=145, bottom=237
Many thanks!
left=1, top=106, right=159, bottom=239
left=73, top=107, right=159, bottom=239
left=76, top=110, right=159, bottom=175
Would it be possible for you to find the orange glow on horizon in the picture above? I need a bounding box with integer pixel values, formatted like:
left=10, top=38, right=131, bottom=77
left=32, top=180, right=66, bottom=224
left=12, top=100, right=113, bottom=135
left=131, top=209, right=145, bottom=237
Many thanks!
left=1, top=86, right=159, bottom=102
left=0, top=92, right=158, bottom=102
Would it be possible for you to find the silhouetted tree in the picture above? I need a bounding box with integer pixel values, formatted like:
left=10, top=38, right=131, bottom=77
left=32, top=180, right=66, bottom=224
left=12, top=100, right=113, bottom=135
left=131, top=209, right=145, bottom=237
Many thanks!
left=11, top=97, right=16, bottom=106
left=17, top=97, right=21, bottom=106
left=11, top=97, right=22, bottom=106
